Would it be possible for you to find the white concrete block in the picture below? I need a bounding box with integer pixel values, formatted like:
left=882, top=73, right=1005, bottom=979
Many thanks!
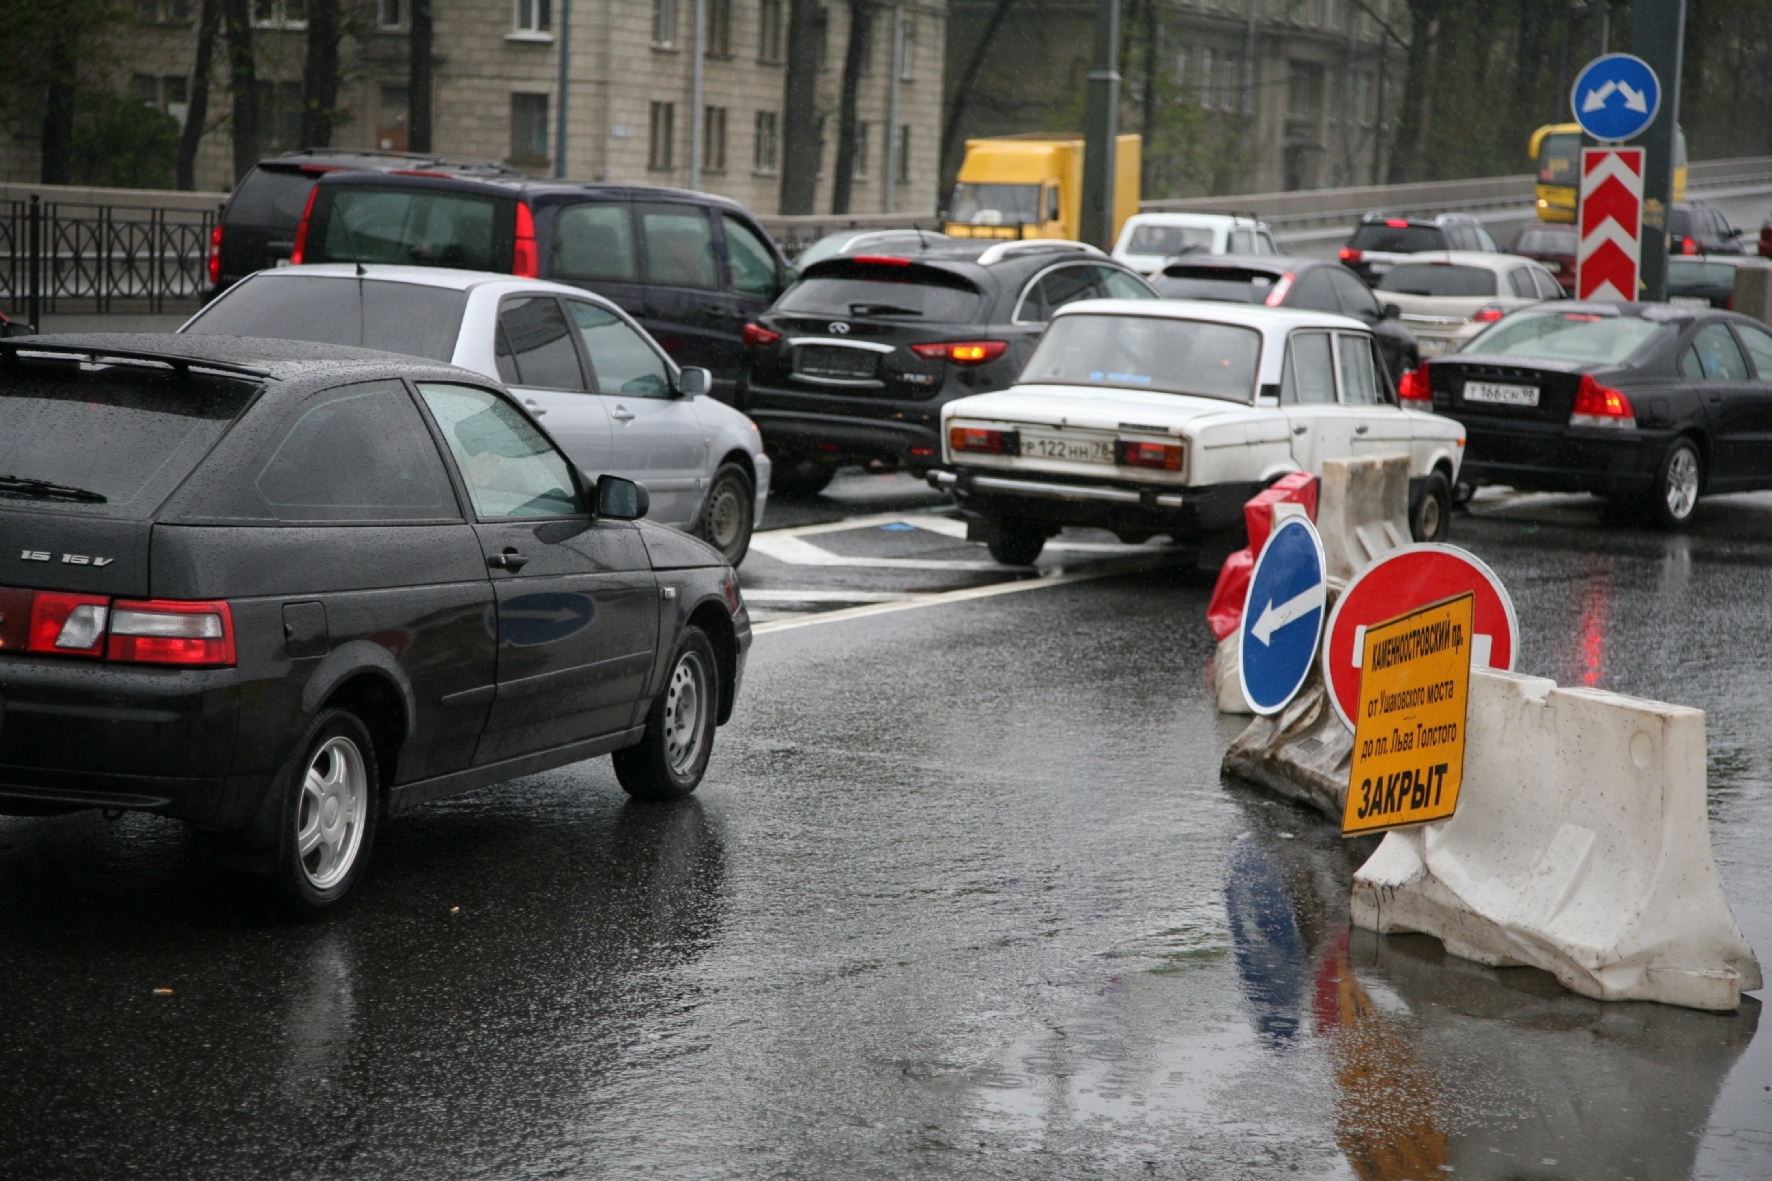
left=1351, top=667, right=1763, bottom=1010
left=1318, top=454, right=1411, bottom=581
left=1215, top=630, right=1254, bottom=715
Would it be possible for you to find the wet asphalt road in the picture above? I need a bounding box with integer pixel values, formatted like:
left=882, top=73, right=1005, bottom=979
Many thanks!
left=1, top=474, right=1770, bottom=1180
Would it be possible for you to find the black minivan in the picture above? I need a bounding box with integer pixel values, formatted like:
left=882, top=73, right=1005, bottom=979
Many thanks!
left=0, top=335, right=749, bottom=917
left=289, top=171, right=795, bottom=402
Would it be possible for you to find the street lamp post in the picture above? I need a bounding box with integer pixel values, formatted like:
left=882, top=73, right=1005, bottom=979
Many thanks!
left=1080, top=0, right=1121, bottom=249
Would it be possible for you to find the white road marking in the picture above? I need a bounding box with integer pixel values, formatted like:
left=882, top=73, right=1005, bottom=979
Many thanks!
left=748, top=511, right=1175, bottom=569
left=741, top=589, right=924, bottom=603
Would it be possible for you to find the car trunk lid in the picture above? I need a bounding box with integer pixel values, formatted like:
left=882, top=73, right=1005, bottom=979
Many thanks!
left=1428, top=356, right=1588, bottom=423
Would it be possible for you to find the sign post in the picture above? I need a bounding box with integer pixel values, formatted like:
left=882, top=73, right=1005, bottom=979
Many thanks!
left=1577, top=147, right=1644, bottom=301
left=1341, top=593, right=1474, bottom=837
left=1630, top=0, right=1687, bottom=303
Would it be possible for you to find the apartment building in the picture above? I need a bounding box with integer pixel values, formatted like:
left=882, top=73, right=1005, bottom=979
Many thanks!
left=12, top=0, right=947, bottom=216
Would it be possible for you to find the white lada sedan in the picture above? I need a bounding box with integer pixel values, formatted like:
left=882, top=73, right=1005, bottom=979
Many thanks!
left=925, top=300, right=1466, bottom=564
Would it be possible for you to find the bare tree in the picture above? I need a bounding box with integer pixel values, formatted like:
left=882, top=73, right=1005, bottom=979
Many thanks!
left=779, top=0, right=824, bottom=214
left=939, top=0, right=1015, bottom=186
left=409, top=0, right=433, bottom=153
left=40, top=19, right=78, bottom=185
left=299, top=0, right=342, bottom=149
left=222, top=0, right=258, bottom=181
left=177, top=0, right=222, bottom=188
left=830, top=0, right=873, bottom=213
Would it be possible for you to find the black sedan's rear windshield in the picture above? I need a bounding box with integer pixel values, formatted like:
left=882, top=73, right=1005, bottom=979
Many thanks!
left=1020, top=313, right=1260, bottom=402
left=184, top=275, right=468, bottom=362
left=1155, top=267, right=1280, bottom=303
left=1379, top=264, right=1497, bottom=297
left=1348, top=223, right=1446, bottom=253
left=1463, top=312, right=1670, bottom=363
left=1668, top=261, right=1739, bottom=287
left=777, top=262, right=983, bottom=320
left=0, top=363, right=254, bottom=516
left=315, top=188, right=505, bottom=271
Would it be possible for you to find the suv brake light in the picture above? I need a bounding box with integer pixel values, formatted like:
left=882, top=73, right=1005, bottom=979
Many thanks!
left=1679, top=236, right=1699, bottom=255
left=290, top=185, right=319, bottom=265
left=912, top=340, right=1007, bottom=365
left=1570, top=374, right=1635, bottom=428
left=949, top=426, right=1019, bottom=455
left=513, top=202, right=539, bottom=278
left=1386, top=219, right=1411, bottom=228
left=108, top=599, right=236, bottom=666
left=27, top=593, right=110, bottom=657
left=1264, top=272, right=1295, bottom=307
left=742, top=322, right=781, bottom=348
left=851, top=254, right=911, bottom=266
left=1398, top=363, right=1433, bottom=407
left=1338, top=247, right=1362, bottom=264
left=1471, top=304, right=1505, bottom=323
left=207, top=225, right=224, bottom=284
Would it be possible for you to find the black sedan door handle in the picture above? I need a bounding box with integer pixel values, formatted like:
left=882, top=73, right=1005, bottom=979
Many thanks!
left=488, top=548, right=529, bottom=572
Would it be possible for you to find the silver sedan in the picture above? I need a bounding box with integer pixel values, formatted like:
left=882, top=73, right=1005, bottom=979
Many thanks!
left=181, top=264, right=770, bottom=563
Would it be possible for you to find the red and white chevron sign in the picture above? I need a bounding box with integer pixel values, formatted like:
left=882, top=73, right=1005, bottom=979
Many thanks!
left=1576, top=148, right=1644, bottom=302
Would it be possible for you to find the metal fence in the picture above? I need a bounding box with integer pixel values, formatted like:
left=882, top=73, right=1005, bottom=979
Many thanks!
left=2, top=196, right=220, bottom=324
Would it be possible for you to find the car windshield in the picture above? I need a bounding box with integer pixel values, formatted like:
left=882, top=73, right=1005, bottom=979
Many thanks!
left=227, top=166, right=322, bottom=228
left=1464, top=312, right=1670, bottom=363
left=1378, top=264, right=1497, bottom=297
left=184, top=276, right=469, bottom=361
left=316, top=188, right=502, bottom=270
left=0, top=361, right=254, bottom=517
left=776, top=264, right=983, bottom=320
left=1348, top=223, right=1446, bottom=253
left=948, top=183, right=1040, bottom=225
left=1153, top=267, right=1279, bottom=303
left=1019, top=313, right=1261, bottom=402
left=1124, top=224, right=1216, bottom=257
left=1668, top=261, right=1739, bottom=287
left=1512, top=227, right=1577, bottom=254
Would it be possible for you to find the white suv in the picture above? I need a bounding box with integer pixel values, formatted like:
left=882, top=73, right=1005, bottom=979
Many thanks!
left=1112, top=212, right=1280, bottom=274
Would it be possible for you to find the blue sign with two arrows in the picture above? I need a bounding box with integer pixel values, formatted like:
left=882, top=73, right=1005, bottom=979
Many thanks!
left=1238, top=516, right=1327, bottom=716
left=1571, top=53, right=1661, bottom=143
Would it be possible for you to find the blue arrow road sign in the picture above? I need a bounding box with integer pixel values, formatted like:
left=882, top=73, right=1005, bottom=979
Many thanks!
left=1571, top=53, right=1661, bottom=143
left=1238, top=515, right=1327, bottom=716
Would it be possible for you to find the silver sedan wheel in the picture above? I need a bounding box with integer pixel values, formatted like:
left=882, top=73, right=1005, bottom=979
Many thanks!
left=662, top=650, right=710, bottom=777
left=1665, top=446, right=1699, bottom=520
left=703, top=479, right=748, bottom=556
left=298, top=736, right=369, bottom=890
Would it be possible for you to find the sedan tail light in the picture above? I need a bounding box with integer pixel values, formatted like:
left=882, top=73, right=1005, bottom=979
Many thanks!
left=1470, top=304, right=1506, bottom=323
left=512, top=202, right=540, bottom=278
left=1116, top=440, right=1183, bottom=471
left=1338, top=248, right=1362, bottom=264
left=107, top=600, right=236, bottom=666
left=207, top=224, right=224, bottom=284
left=949, top=426, right=1019, bottom=455
left=742, top=321, right=782, bottom=348
left=1570, top=374, right=1636, bottom=429
left=1397, top=363, right=1432, bottom=408
left=1679, top=236, right=1700, bottom=255
left=912, top=341, right=1008, bottom=365
left=28, top=593, right=110, bottom=657
left=290, top=185, right=318, bottom=266
left=1264, top=272, right=1295, bottom=307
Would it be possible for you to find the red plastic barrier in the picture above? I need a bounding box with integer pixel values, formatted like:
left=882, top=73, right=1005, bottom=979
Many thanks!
left=1207, top=473, right=1318, bottom=640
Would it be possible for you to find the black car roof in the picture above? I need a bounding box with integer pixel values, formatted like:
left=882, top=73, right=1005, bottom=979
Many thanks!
left=1158, top=254, right=1327, bottom=272
left=8, top=334, right=482, bottom=384
left=254, top=149, right=521, bottom=178
left=314, top=168, right=762, bottom=216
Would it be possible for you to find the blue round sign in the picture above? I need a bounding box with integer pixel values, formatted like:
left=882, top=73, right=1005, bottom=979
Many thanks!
left=1238, top=516, right=1327, bottom=716
left=1570, top=53, right=1661, bottom=143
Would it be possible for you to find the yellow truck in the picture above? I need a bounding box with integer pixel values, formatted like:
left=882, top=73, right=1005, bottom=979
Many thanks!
left=943, top=133, right=1141, bottom=244
left=1530, top=122, right=1686, bottom=223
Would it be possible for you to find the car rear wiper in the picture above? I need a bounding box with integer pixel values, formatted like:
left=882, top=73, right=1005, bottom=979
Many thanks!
left=849, top=303, right=923, bottom=317
left=0, top=474, right=108, bottom=503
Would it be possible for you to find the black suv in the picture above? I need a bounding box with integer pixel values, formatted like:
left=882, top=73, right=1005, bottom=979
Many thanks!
left=0, top=335, right=748, bottom=916
left=1152, top=254, right=1420, bottom=385
left=1338, top=212, right=1500, bottom=285
left=1669, top=201, right=1745, bottom=256
left=292, top=170, right=794, bottom=402
left=737, top=240, right=1160, bottom=495
left=208, top=149, right=522, bottom=296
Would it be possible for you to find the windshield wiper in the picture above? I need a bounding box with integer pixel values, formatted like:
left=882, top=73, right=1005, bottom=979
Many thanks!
left=0, top=474, right=108, bottom=503
left=849, top=303, right=923, bottom=317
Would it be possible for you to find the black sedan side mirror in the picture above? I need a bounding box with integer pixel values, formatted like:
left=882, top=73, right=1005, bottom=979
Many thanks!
left=676, top=366, right=712, bottom=397
left=1382, top=302, right=1402, bottom=320
left=595, top=474, right=650, bottom=520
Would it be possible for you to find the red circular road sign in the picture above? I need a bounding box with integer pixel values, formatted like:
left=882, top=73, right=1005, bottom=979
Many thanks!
left=1322, top=544, right=1520, bottom=731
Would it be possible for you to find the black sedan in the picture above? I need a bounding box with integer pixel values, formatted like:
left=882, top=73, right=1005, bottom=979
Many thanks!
left=1666, top=255, right=1761, bottom=310
left=1151, top=254, right=1420, bottom=387
left=1424, top=304, right=1772, bottom=526
left=0, top=335, right=748, bottom=916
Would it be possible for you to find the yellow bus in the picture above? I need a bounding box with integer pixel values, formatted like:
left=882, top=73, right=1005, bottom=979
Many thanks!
left=1530, top=123, right=1686, bottom=222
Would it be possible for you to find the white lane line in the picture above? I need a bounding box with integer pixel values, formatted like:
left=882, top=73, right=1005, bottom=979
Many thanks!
left=746, top=532, right=1002, bottom=571
left=749, top=511, right=1172, bottom=568
left=752, top=556, right=1184, bottom=635
left=741, top=589, right=924, bottom=603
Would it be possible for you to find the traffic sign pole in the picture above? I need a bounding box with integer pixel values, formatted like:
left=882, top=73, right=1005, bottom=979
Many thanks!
left=1577, top=148, right=1644, bottom=302
left=1630, top=0, right=1686, bottom=303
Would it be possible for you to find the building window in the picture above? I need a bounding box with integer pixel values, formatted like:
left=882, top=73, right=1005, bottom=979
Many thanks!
left=706, top=0, right=732, bottom=55
left=1287, top=60, right=1324, bottom=120
left=1174, top=48, right=1188, bottom=89
left=377, top=0, right=404, bottom=28
left=378, top=85, right=410, bottom=150
left=137, top=0, right=193, bottom=23
left=652, top=0, right=678, bottom=48
left=252, top=0, right=307, bottom=28
left=753, top=110, right=778, bottom=172
left=895, top=124, right=911, bottom=182
left=703, top=106, right=728, bottom=171
left=511, top=94, right=550, bottom=163
left=514, top=0, right=551, bottom=35
left=851, top=121, right=869, bottom=179
left=899, top=15, right=915, bottom=80
left=1220, top=55, right=1239, bottom=111
left=1199, top=47, right=1214, bottom=108
left=649, top=101, right=676, bottom=169
left=254, top=81, right=304, bottom=150
left=132, top=73, right=191, bottom=124
left=758, top=0, right=783, bottom=62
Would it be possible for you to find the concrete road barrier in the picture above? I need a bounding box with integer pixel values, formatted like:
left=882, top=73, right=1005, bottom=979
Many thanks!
left=1318, top=455, right=1410, bottom=581
left=1731, top=260, right=1772, bottom=326
left=1351, top=667, right=1763, bottom=1011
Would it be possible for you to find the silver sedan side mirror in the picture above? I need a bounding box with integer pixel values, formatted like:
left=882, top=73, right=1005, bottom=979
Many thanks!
left=676, top=366, right=712, bottom=397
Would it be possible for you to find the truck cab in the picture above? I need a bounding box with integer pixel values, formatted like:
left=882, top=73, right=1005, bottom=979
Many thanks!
left=943, top=134, right=1141, bottom=245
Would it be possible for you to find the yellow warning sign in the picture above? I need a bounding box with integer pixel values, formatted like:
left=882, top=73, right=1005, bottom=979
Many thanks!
left=1342, top=593, right=1473, bottom=837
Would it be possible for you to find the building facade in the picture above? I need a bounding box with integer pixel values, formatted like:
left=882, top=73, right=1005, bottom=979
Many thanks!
left=9, top=0, right=947, bottom=216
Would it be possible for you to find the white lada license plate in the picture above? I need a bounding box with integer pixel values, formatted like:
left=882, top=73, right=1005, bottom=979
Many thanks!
left=1462, top=381, right=1540, bottom=407
left=1018, top=431, right=1115, bottom=463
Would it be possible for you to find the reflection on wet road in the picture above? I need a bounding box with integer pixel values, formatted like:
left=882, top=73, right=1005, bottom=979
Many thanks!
left=0, top=476, right=1768, bottom=1177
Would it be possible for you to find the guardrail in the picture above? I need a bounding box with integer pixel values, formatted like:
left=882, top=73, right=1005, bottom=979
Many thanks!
left=3, top=194, right=219, bottom=324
